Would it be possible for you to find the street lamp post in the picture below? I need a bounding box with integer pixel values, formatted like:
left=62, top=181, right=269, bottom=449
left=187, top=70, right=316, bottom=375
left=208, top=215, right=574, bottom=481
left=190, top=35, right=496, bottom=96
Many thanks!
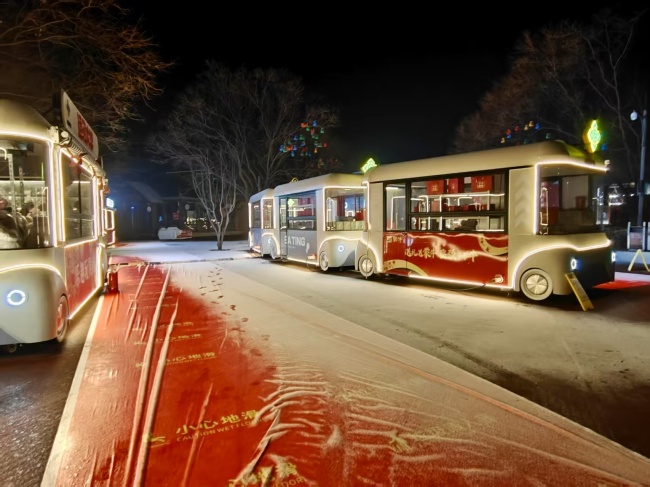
left=631, top=109, right=647, bottom=226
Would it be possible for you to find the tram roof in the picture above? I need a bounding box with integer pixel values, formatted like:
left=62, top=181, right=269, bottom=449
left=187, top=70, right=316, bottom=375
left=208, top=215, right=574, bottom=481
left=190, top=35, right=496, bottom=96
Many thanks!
left=0, top=98, right=106, bottom=178
left=249, top=187, right=274, bottom=202
left=273, top=173, right=365, bottom=196
left=366, top=141, right=601, bottom=182
left=0, top=99, right=51, bottom=139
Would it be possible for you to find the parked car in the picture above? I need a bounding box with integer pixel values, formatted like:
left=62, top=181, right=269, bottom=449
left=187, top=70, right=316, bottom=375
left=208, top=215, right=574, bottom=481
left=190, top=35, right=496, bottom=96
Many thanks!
left=158, top=226, right=193, bottom=240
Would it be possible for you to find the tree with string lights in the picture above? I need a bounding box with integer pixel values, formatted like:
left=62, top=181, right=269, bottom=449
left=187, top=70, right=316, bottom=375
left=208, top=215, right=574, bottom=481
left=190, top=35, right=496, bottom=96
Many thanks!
left=279, top=120, right=343, bottom=180
left=499, top=120, right=554, bottom=146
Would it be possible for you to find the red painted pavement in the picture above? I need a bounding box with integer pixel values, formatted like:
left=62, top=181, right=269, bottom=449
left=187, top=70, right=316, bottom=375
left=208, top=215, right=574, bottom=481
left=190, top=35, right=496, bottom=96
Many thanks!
left=45, top=257, right=650, bottom=486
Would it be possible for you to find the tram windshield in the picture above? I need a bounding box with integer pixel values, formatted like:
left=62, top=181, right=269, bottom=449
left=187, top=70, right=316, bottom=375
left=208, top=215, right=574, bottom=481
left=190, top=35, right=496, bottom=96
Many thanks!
left=0, top=138, right=51, bottom=249
left=538, top=165, right=606, bottom=235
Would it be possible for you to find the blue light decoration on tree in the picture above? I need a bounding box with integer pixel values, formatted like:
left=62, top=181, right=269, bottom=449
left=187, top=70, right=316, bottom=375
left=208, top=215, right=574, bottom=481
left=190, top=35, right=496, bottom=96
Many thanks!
left=280, top=120, right=328, bottom=157
left=279, top=119, right=341, bottom=178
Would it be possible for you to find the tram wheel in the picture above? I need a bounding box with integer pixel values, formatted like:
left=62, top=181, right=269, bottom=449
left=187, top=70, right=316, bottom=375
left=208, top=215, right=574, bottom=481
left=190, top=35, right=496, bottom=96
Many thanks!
left=1, top=344, right=18, bottom=354
left=520, top=269, right=553, bottom=301
left=269, top=242, right=278, bottom=260
left=358, top=255, right=374, bottom=278
left=319, top=253, right=330, bottom=272
left=54, top=296, right=69, bottom=343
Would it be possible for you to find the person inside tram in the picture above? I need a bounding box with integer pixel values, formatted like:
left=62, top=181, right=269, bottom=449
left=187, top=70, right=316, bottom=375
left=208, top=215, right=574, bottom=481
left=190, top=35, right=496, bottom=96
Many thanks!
left=0, top=192, right=29, bottom=249
left=20, top=201, right=35, bottom=228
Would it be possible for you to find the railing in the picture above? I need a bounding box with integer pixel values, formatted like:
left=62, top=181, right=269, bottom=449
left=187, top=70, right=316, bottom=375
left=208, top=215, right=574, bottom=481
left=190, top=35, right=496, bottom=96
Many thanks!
left=627, top=221, right=648, bottom=250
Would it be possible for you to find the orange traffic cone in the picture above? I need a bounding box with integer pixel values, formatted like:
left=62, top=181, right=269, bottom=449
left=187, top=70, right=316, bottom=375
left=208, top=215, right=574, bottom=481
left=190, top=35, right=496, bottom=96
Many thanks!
left=107, top=267, right=119, bottom=293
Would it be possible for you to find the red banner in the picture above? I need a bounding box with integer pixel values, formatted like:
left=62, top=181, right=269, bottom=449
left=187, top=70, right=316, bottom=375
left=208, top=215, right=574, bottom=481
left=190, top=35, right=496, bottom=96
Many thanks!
left=64, top=240, right=98, bottom=312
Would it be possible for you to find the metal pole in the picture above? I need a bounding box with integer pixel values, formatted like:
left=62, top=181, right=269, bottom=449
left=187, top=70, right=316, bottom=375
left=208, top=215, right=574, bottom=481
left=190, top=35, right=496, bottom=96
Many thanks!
left=637, top=109, right=647, bottom=226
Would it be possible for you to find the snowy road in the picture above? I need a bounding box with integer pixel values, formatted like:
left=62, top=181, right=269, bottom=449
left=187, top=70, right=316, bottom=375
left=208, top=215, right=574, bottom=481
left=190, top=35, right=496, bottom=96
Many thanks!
left=226, top=257, right=650, bottom=459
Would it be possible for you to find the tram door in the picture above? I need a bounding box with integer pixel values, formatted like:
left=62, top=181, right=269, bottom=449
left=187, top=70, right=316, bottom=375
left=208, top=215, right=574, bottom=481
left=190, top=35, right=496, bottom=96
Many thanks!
left=278, top=196, right=288, bottom=258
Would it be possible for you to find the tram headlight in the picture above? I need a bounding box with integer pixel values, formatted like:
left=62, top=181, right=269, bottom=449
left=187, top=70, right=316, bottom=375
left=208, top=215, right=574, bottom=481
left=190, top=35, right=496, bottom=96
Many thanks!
left=611, top=251, right=616, bottom=263
left=5, top=289, right=27, bottom=307
left=570, top=257, right=578, bottom=271
left=337, top=245, right=345, bottom=253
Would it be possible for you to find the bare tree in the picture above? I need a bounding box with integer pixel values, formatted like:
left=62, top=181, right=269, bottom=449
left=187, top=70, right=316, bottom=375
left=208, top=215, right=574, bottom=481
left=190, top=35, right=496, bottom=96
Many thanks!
left=450, top=8, right=647, bottom=188
left=0, top=0, right=174, bottom=150
left=189, top=147, right=239, bottom=250
left=576, top=10, right=648, bottom=185
left=148, top=95, right=239, bottom=250
left=450, top=25, right=590, bottom=151
left=147, top=62, right=340, bottom=248
left=178, top=61, right=340, bottom=201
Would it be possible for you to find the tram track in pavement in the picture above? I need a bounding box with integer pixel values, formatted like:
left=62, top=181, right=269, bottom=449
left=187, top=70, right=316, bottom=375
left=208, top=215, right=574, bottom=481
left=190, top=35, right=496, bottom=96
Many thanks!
left=43, top=258, right=279, bottom=486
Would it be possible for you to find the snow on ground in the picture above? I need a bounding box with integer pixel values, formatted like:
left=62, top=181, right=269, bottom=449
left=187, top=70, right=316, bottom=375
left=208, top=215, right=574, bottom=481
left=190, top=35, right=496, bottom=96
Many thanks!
left=89, top=240, right=650, bottom=485
left=155, top=258, right=650, bottom=484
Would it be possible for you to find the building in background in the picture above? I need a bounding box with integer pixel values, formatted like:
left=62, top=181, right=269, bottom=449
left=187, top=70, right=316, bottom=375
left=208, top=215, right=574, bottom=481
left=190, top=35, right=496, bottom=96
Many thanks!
left=108, top=180, right=247, bottom=241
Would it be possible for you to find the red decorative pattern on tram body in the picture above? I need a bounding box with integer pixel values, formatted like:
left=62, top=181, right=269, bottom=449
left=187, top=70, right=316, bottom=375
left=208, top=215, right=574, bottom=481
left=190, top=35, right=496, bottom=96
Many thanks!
left=382, top=232, right=509, bottom=284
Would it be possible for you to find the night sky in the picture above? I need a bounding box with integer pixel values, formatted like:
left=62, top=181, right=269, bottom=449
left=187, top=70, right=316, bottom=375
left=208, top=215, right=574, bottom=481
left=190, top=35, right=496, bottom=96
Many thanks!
left=126, top=2, right=649, bottom=172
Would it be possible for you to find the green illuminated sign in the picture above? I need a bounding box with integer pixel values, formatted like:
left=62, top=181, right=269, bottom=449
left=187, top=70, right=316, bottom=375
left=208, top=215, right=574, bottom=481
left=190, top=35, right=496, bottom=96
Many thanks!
left=583, top=120, right=602, bottom=153
left=361, top=158, right=377, bottom=174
